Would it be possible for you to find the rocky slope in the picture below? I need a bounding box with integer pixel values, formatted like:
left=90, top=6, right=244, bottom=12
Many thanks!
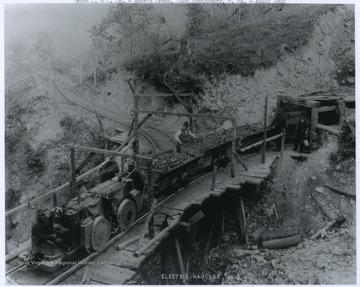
left=201, top=5, right=354, bottom=125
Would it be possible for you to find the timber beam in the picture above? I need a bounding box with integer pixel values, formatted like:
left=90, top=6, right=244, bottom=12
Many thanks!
left=65, top=144, right=153, bottom=162
left=279, top=96, right=321, bottom=108
left=318, top=106, right=338, bottom=113
left=132, top=109, right=234, bottom=121
left=135, top=93, right=193, bottom=98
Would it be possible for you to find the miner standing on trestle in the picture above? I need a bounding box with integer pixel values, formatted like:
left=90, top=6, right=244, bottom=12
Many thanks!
left=293, top=113, right=309, bottom=153
left=126, top=162, right=144, bottom=192
left=175, top=121, right=198, bottom=153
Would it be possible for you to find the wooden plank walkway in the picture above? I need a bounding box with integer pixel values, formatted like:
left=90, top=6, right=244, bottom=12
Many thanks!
left=63, top=151, right=278, bottom=285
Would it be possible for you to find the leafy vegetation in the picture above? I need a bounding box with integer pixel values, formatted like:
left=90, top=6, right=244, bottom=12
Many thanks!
left=337, top=121, right=355, bottom=160
left=5, top=187, right=22, bottom=210
left=124, top=5, right=333, bottom=92
left=25, top=143, right=46, bottom=174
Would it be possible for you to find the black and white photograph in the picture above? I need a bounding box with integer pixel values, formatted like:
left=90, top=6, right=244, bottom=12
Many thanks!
left=4, top=1, right=356, bottom=285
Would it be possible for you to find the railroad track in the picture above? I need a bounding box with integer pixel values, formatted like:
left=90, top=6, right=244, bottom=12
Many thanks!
left=6, top=152, right=259, bottom=285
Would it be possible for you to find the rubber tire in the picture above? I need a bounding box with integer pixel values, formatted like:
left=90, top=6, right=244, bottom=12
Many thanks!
left=117, top=199, right=136, bottom=231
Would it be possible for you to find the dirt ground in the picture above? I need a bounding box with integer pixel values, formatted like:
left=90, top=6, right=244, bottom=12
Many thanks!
left=201, top=137, right=356, bottom=285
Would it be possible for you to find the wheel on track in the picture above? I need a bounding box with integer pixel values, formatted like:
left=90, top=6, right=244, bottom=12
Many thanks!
left=221, top=155, right=229, bottom=167
left=170, top=177, right=180, bottom=193
left=213, top=157, right=220, bottom=167
left=181, top=172, right=190, bottom=187
left=117, top=199, right=136, bottom=231
left=91, top=216, right=111, bottom=251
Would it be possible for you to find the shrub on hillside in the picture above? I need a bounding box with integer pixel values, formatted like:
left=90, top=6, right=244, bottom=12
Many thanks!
left=337, top=121, right=355, bottom=160
left=25, top=144, right=46, bottom=173
left=60, top=115, right=83, bottom=136
left=6, top=187, right=22, bottom=210
left=125, top=9, right=320, bottom=92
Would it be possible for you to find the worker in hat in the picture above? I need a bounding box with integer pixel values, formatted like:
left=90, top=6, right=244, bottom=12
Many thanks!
left=293, top=113, right=309, bottom=153
left=122, top=162, right=145, bottom=193
left=174, top=122, right=199, bottom=153
left=31, top=209, right=57, bottom=254
left=100, top=158, right=120, bottom=183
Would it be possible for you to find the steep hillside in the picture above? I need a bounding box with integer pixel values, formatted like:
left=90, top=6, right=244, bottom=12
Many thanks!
left=5, top=62, right=110, bottom=251
left=5, top=4, right=354, bottom=254
left=201, top=5, right=354, bottom=125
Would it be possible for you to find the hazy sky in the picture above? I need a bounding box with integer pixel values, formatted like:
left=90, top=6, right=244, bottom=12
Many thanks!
left=5, top=4, right=109, bottom=58
left=4, top=4, right=187, bottom=59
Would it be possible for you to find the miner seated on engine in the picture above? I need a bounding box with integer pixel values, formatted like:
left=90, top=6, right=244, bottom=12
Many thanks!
left=123, top=162, right=144, bottom=193
left=100, top=158, right=120, bottom=183
left=32, top=209, right=70, bottom=256
left=52, top=207, right=71, bottom=248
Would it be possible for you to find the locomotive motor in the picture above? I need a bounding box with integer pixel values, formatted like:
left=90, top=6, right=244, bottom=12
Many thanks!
left=19, top=168, right=145, bottom=272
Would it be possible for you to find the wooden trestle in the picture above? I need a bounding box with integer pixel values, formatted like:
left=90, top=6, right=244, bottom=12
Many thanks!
left=61, top=151, right=279, bottom=285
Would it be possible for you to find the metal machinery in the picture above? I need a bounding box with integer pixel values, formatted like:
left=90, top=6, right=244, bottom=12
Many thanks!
left=19, top=177, right=142, bottom=272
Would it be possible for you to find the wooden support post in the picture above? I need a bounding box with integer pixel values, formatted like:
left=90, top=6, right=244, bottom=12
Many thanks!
left=173, top=237, right=186, bottom=283
left=236, top=197, right=248, bottom=244
left=127, top=117, right=135, bottom=137
left=203, top=213, right=218, bottom=263
left=280, top=133, right=285, bottom=158
left=53, top=193, right=58, bottom=207
left=231, top=119, right=236, bottom=177
left=148, top=216, right=154, bottom=239
left=217, top=205, right=225, bottom=242
left=235, top=152, right=248, bottom=171
left=75, top=153, right=95, bottom=175
left=189, top=223, right=199, bottom=245
left=310, top=104, right=319, bottom=151
left=70, top=148, right=76, bottom=193
left=262, top=95, right=268, bottom=164
left=337, top=100, right=345, bottom=124
left=147, top=162, right=153, bottom=195
left=161, top=240, right=170, bottom=285
left=221, top=207, right=225, bottom=235
left=136, top=199, right=157, bottom=252
left=189, top=99, right=193, bottom=132
left=133, top=90, right=139, bottom=154
left=104, top=138, right=109, bottom=151
left=120, top=157, right=125, bottom=174
left=128, top=80, right=140, bottom=154
left=210, top=165, right=218, bottom=191
left=117, top=114, right=152, bottom=153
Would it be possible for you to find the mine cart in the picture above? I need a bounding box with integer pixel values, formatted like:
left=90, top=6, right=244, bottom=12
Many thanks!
left=180, top=135, right=233, bottom=169
left=152, top=155, right=201, bottom=194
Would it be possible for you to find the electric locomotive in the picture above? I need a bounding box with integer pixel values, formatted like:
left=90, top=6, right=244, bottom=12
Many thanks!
left=19, top=176, right=142, bottom=272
